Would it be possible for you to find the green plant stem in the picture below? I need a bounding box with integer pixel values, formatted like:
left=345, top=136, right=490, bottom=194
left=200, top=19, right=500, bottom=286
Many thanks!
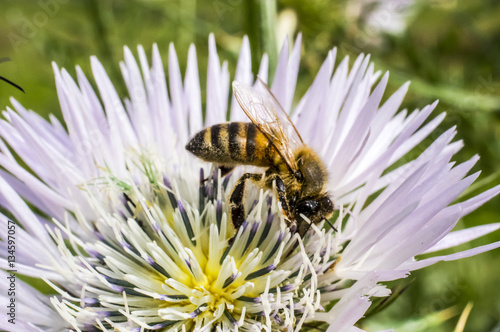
left=259, top=0, right=277, bottom=80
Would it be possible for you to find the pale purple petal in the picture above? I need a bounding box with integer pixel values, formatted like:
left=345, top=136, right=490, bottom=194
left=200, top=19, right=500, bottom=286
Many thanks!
left=458, top=184, right=500, bottom=216
left=423, top=223, right=500, bottom=254
left=168, top=43, right=188, bottom=143
left=122, top=46, right=154, bottom=145
left=322, top=273, right=379, bottom=331
left=205, top=34, right=226, bottom=126
left=271, top=36, right=290, bottom=107
left=186, top=44, right=203, bottom=134
left=402, top=241, right=500, bottom=271
left=231, top=36, right=253, bottom=121
left=258, top=53, right=269, bottom=83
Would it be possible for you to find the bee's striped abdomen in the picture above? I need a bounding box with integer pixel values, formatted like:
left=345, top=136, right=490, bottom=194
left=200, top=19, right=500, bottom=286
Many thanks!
left=186, top=122, right=275, bottom=167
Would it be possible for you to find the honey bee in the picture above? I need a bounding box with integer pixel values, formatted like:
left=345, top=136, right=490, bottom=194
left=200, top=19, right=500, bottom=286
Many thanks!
left=186, top=78, right=334, bottom=237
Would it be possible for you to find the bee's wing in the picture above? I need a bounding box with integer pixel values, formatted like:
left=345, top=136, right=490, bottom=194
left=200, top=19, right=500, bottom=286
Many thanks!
left=233, top=78, right=304, bottom=172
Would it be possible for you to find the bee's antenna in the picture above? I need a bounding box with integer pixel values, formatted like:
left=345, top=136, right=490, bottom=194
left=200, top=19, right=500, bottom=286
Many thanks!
left=322, top=217, right=338, bottom=232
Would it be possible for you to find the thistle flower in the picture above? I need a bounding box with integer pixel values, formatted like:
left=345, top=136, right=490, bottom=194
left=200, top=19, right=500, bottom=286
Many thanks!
left=1, top=34, right=499, bottom=332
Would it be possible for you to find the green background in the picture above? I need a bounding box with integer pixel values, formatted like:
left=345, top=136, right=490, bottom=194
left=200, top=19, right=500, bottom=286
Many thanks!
left=0, top=1, right=499, bottom=331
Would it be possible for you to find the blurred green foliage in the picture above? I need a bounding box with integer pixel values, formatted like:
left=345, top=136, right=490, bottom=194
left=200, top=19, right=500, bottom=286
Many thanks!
left=0, top=0, right=499, bottom=331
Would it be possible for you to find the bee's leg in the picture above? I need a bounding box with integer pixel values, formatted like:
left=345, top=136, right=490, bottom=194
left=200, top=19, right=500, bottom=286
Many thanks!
left=219, top=165, right=235, bottom=178
left=220, top=165, right=235, bottom=191
left=200, top=165, right=234, bottom=184
left=229, top=173, right=263, bottom=230
left=297, top=219, right=313, bottom=238
left=271, top=175, right=291, bottom=219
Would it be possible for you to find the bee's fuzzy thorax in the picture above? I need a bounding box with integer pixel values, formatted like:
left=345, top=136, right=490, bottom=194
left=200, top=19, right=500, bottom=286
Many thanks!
left=294, top=146, right=328, bottom=197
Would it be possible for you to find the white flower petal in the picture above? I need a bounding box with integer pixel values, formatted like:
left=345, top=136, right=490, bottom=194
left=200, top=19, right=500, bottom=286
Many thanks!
left=231, top=36, right=253, bottom=122
left=423, top=222, right=500, bottom=254
left=402, top=241, right=500, bottom=271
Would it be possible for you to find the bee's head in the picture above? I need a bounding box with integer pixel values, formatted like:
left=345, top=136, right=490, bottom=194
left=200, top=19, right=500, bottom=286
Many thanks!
left=294, top=195, right=334, bottom=223
left=293, top=195, right=334, bottom=236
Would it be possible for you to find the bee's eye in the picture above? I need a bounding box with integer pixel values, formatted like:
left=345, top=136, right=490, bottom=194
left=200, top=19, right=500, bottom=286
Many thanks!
left=295, top=200, right=317, bottom=217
